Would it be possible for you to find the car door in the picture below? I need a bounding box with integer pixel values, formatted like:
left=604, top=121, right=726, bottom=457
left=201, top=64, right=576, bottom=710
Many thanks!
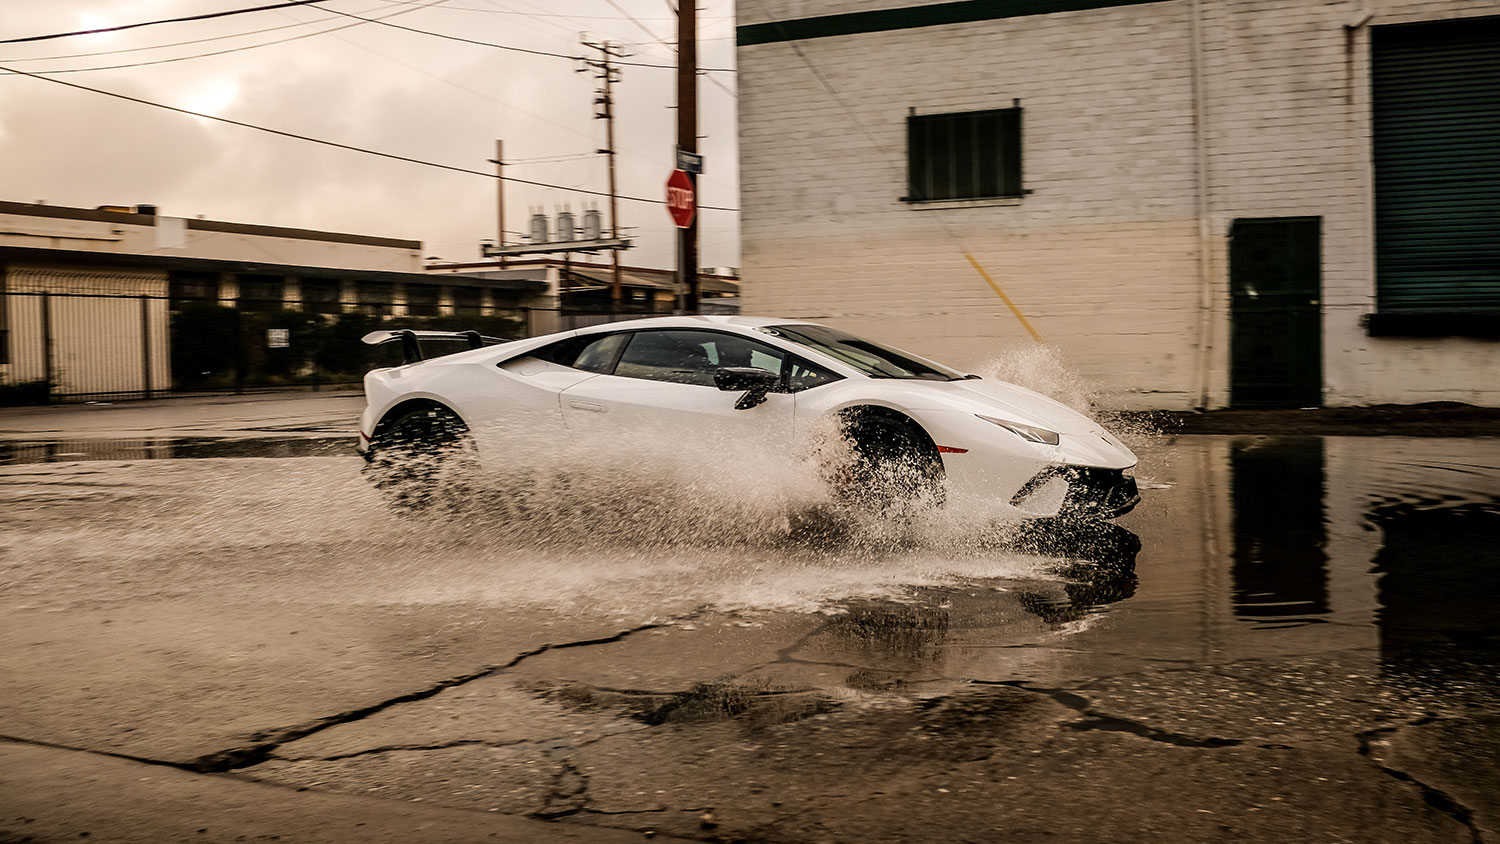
left=557, top=328, right=795, bottom=457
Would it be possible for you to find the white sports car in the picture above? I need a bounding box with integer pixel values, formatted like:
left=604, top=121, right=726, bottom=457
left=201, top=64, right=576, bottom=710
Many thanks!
left=356, top=316, right=1139, bottom=520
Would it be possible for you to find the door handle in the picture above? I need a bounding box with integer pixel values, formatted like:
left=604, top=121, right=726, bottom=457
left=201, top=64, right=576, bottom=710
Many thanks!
left=568, top=399, right=606, bottom=413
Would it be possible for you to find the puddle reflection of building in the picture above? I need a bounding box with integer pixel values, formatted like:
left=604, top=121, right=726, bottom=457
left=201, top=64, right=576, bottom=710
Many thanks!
left=1211, top=437, right=1384, bottom=664
left=0, top=436, right=346, bottom=465
left=1230, top=437, right=1331, bottom=626
left=1223, top=436, right=1500, bottom=695
left=0, top=437, right=176, bottom=465
left=1371, top=500, right=1500, bottom=694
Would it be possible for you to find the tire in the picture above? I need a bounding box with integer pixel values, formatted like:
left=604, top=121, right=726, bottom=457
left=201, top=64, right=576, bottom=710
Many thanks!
left=831, top=410, right=945, bottom=516
left=363, top=406, right=476, bottom=513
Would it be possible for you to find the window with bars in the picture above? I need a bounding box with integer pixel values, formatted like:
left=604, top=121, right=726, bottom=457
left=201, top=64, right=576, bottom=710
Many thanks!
left=451, top=287, right=482, bottom=317
left=238, top=275, right=284, bottom=312
left=905, top=107, right=1022, bottom=202
left=355, top=281, right=393, bottom=316
left=404, top=284, right=441, bottom=317
left=300, top=279, right=343, bottom=315
left=169, top=271, right=220, bottom=310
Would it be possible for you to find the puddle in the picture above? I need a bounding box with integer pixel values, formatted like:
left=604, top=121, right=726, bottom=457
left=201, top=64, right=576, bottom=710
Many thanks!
left=2, top=435, right=1498, bottom=698
left=6, top=428, right=1500, bottom=844
left=0, top=436, right=350, bottom=465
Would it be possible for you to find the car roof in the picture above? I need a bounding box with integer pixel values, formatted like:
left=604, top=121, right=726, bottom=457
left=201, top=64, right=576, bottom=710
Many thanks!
left=572, top=315, right=820, bottom=335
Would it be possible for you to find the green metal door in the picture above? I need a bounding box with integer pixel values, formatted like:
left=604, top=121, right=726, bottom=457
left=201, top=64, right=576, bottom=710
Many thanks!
left=1229, top=217, right=1322, bottom=408
left=1372, top=17, right=1500, bottom=314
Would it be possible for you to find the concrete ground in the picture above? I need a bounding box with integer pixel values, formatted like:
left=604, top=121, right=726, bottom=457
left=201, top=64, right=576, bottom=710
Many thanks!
left=2, top=393, right=1498, bottom=843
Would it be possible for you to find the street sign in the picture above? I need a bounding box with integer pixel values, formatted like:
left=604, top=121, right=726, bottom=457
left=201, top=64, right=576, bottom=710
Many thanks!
left=675, top=149, right=704, bottom=175
left=666, top=169, right=695, bottom=228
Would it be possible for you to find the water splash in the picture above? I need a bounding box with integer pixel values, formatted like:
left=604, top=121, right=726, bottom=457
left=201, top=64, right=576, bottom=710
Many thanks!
left=970, top=342, right=1167, bottom=462
left=1, top=445, right=1129, bottom=620
left=971, top=343, right=1100, bottom=414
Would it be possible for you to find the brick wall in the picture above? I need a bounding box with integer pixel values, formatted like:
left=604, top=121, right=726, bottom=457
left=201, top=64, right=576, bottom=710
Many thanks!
left=738, top=0, right=1500, bottom=408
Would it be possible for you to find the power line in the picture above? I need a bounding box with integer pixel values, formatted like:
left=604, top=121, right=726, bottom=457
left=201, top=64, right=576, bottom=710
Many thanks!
left=311, top=5, right=597, bottom=62
left=286, top=3, right=741, bottom=201
left=602, top=0, right=673, bottom=52
left=0, top=0, right=336, bottom=45
left=310, top=5, right=736, bottom=72
left=367, top=0, right=726, bottom=19
left=0, top=11, right=350, bottom=62
left=470, top=0, right=590, bottom=39
left=0, top=0, right=448, bottom=64
left=0, top=4, right=431, bottom=76
left=263, top=2, right=664, bottom=176
left=504, top=152, right=601, bottom=164
left=304, top=0, right=737, bottom=196
left=0, top=62, right=738, bottom=212
left=706, top=72, right=737, bottom=99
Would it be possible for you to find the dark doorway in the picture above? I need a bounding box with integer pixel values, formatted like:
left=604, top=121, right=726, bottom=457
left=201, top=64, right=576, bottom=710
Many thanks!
left=1229, top=217, right=1322, bottom=408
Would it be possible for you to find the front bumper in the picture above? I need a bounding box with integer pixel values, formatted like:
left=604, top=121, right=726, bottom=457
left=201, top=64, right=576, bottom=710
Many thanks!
left=1010, top=466, right=1140, bottom=519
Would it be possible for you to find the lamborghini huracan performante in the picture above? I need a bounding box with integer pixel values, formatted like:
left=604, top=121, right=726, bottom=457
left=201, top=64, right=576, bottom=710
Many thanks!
left=356, top=316, right=1139, bottom=520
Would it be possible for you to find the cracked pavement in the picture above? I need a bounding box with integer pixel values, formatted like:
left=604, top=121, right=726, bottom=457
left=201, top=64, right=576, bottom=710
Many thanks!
left=2, top=397, right=1499, bottom=843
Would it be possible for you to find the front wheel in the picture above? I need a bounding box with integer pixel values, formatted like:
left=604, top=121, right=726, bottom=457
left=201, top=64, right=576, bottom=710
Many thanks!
left=362, top=406, right=476, bottom=513
left=827, top=410, right=946, bottom=516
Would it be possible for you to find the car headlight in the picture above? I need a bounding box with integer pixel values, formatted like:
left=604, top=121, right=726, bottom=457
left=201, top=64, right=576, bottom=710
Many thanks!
left=976, top=414, right=1060, bottom=446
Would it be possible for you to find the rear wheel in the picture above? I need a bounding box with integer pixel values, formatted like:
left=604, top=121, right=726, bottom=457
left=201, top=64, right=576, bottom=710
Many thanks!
left=363, top=406, right=476, bottom=513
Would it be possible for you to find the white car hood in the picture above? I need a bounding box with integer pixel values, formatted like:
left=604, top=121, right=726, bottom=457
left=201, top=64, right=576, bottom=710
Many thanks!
left=899, top=378, right=1103, bottom=436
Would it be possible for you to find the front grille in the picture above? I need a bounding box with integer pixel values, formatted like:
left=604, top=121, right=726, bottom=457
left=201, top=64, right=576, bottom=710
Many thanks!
left=1011, top=467, right=1140, bottom=518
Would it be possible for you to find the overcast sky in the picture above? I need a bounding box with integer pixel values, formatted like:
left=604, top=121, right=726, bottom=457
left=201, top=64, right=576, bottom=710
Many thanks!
left=0, top=0, right=740, bottom=269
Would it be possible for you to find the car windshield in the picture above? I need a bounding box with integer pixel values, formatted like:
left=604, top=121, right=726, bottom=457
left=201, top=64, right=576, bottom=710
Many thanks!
left=764, top=324, right=966, bottom=381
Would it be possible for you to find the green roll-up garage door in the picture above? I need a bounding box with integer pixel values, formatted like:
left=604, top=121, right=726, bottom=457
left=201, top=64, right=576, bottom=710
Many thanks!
left=1372, top=17, right=1500, bottom=315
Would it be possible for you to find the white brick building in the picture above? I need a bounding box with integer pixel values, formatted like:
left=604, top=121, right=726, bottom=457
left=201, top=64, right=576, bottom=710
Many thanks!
left=737, top=0, right=1500, bottom=409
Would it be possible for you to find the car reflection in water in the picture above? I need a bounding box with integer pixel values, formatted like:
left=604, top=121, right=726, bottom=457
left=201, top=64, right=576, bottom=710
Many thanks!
left=807, top=519, right=1142, bottom=691
left=1011, top=519, right=1141, bottom=629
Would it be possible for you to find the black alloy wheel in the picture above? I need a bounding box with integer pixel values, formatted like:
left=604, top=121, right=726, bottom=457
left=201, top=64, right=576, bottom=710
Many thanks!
left=363, top=406, right=476, bottom=513
left=835, top=411, right=946, bottom=515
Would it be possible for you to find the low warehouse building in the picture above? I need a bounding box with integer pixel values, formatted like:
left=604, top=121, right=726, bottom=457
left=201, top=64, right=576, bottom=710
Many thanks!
left=0, top=201, right=548, bottom=401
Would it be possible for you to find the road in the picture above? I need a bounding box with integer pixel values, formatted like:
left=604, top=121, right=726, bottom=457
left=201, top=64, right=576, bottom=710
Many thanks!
left=2, top=394, right=1499, bottom=843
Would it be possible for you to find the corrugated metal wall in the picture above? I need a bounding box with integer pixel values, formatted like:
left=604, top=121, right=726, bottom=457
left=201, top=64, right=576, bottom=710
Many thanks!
left=2, top=268, right=170, bottom=397
left=1372, top=16, right=1500, bottom=313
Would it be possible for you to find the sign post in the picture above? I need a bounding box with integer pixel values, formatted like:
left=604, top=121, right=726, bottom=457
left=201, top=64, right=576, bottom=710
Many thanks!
left=666, top=169, right=696, bottom=229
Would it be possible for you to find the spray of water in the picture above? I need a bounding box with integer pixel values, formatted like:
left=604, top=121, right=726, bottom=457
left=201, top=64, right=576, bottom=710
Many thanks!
left=969, top=340, right=1170, bottom=493
left=2, top=352, right=1149, bottom=619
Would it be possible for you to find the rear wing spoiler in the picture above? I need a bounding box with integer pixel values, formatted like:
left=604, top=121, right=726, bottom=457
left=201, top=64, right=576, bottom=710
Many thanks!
left=361, top=329, right=507, bottom=365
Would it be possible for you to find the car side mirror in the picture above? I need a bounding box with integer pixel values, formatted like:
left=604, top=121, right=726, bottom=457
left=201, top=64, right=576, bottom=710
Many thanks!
left=714, top=366, right=779, bottom=410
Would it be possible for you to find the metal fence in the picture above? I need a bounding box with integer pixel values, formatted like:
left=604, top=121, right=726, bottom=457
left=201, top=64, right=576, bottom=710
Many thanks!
left=0, top=292, right=703, bottom=404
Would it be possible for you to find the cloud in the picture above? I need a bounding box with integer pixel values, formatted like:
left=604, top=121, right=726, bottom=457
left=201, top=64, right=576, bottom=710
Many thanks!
left=0, top=0, right=740, bottom=268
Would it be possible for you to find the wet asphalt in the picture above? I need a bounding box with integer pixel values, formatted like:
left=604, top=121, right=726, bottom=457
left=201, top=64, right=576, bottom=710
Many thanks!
left=2, top=394, right=1499, bottom=843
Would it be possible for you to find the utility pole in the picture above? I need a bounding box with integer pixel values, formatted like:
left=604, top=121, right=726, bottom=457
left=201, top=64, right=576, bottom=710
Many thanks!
left=582, top=38, right=625, bottom=310
left=494, top=139, right=507, bottom=268
left=677, top=0, right=698, bottom=313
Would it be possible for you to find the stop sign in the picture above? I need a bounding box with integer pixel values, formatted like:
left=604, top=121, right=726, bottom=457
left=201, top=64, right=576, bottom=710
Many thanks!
left=666, top=169, right=695, bottom=228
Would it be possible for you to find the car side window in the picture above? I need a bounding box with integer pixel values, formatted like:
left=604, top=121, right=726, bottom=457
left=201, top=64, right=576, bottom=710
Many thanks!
left=525, top=332, right=628, bottom=373
left=787, top=357, right=841, bottom=392
left=572, top=333, right=629, bottom=373
left=615, top=330, right=786, bottom=388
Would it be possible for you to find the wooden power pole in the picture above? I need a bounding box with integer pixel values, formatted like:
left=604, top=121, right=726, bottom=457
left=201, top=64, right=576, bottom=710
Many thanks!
left=583, top=39, right=625, bottom=309
left=677, top=0, right=698, bottom=312
left=493, top=139, right=507, bottom=268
